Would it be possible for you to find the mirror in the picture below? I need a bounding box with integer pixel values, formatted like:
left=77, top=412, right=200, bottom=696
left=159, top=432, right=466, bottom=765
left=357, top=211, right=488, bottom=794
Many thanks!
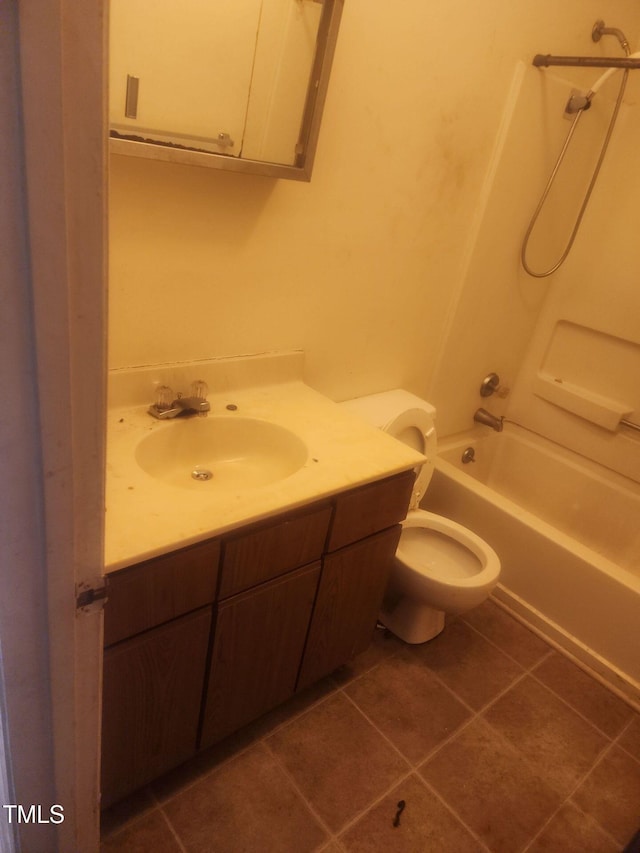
left=108, top=0, right=343, bottom=181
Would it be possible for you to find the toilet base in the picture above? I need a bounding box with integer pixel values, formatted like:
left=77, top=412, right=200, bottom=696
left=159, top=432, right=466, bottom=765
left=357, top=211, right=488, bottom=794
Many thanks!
left=380, top=597, right=446, bottom=644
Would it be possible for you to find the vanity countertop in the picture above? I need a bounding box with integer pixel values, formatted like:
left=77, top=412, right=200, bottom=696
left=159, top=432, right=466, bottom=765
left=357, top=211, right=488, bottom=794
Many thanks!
left=105, top=377, right=423, bottom=572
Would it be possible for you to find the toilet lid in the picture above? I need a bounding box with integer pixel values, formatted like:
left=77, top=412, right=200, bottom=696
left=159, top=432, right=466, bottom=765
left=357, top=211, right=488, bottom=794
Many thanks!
left=384, top=407, right=437, bottom=509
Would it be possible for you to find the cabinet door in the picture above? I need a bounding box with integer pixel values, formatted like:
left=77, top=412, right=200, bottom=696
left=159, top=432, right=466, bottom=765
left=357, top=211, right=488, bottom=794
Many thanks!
left=101, top=607, right=212, bottom=807
left=200, top=563, right=320, bottom=749
left=297, top=526, right=401, bottom=690
left=109, top=0, right=262, bottom=151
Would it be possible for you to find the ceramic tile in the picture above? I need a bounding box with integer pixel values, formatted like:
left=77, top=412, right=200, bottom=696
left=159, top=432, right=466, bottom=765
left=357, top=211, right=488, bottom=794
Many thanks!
left=163, top=742, right=327, bottom=852
left=404, top=618, right=524, bottom=710
left=618, top=714, right=640, bottom=761
left=526, top=802, right=619, bottom=853
left=462, top=600, right=550, bottom=668
left=340, top=773, right=484, bottom=852
left=533, top=652, right=635, bottom=737
left=266, top=692, right=409, bottom=833
left=483, top=675, right=609, bottom=797
left=344, top=655, right=471, bottom=764
left=100, top=810, right=181, bottom=852
left=420, top=717, right=562, bottom=853
left=572, top=745, right=640, bottom=846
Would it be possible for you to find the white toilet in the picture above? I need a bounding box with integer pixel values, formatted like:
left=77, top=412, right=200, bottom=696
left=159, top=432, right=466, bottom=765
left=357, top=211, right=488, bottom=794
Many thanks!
left=343, top=390, right=501, bottom=643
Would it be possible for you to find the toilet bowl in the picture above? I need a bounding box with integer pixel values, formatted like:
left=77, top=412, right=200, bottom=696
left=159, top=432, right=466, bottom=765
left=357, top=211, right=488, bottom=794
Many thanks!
left=342, top=390, right=501, bottom=643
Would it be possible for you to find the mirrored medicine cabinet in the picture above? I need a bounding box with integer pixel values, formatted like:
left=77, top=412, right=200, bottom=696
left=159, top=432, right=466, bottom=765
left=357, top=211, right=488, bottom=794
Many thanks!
left=108, top=0, right=343, bottom=181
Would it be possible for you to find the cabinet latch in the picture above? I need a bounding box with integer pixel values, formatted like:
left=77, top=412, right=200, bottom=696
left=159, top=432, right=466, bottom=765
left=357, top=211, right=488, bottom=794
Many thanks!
left=76, top=579, right=108, bottom=613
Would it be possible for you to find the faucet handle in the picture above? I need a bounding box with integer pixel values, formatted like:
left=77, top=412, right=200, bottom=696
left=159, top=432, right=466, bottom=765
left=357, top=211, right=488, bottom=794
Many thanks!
left=154, top=384, right=174, bottom=412
left=190, top=379, right=208, bottom=401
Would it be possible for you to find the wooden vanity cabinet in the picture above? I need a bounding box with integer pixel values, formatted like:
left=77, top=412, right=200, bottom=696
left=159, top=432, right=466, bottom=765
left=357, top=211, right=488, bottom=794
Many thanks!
left=101, top=539, right=220, bottom=807
left=101, top=470, right=414, bottom=806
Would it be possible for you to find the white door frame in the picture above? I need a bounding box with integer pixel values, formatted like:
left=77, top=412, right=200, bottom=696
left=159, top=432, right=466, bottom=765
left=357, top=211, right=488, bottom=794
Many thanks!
left=15, top=2, right=107, bottom=850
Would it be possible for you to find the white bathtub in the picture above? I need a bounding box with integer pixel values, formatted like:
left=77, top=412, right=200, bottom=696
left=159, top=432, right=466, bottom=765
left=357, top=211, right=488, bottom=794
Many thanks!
left=423, top=423, right=640, bottom=704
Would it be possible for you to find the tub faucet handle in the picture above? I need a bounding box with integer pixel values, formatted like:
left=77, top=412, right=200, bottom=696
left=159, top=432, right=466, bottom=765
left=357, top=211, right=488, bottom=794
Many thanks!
left=480, top=372, right=509, bottom=398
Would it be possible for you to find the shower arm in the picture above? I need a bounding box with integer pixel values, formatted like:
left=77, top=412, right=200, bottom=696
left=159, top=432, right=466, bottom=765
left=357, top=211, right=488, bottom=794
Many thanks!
left=533, top=54, right=640, bottom=69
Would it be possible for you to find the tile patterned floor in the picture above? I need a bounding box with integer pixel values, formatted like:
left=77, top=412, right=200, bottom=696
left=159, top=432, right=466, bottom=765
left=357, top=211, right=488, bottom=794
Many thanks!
left=101, top=599, right=640, bottom=852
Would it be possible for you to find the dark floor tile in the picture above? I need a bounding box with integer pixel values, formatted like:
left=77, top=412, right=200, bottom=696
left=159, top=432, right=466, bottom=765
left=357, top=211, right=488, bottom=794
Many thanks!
left=572, top=745, right=640, bottom=846
left=100, top=810, right=181, bottom=852
left=527, top=802, right=619, bottom=853
left=344, top=655, right=471, bottom=764
left=483, top=675, right=608, bottom=797
left=533, top=652, right=635, bottom=737
left=420, top=717, right=563, bottom=853
left=618, top=714, right=640, bottom=761
left=462, top=600, right=550, bottom=668
left=404, top=618, right=523, bottom=710
left=163, top=742, right=327, bottom=852
left=266, top=692, right=408, bottom=833
left=340, top=773, right=484, bottom=852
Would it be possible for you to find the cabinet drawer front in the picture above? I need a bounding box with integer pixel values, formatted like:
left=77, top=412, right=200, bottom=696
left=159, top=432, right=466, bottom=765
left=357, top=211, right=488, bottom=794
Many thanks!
left=101, top=607, right=212, bottom=807
left=328, top=471, right=414, bottom=551
left=201, top=562, right=321, bottom=748
left=220, top=505, right=331, bottom=598
left=105, top=539, right=220, bottom=646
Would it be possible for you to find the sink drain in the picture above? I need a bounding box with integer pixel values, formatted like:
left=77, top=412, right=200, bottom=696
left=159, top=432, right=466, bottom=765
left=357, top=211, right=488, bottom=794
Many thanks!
left=191, top=467, right=213, bottom=482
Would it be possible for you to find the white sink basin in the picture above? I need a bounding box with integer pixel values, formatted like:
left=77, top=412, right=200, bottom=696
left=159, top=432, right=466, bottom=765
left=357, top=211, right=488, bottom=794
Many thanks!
left=135, top=416, right=308, bottom=490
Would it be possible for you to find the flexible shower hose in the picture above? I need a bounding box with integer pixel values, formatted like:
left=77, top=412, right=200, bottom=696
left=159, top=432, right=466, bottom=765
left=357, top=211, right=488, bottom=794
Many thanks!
left=521, top=68, right=629, bottom=277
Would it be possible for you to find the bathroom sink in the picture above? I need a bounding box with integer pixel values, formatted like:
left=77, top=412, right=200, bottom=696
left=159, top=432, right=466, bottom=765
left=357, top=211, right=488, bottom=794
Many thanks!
left=135, top=416, right=308, bottom=490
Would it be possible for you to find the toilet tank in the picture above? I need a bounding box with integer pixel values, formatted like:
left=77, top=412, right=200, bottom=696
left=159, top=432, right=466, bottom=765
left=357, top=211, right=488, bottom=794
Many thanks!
left=341, top=390, right=438, bottom=507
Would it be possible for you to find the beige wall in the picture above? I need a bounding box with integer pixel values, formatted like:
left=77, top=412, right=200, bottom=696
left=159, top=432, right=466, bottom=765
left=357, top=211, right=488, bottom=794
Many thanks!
left=109, top=1, right=640, bottom=413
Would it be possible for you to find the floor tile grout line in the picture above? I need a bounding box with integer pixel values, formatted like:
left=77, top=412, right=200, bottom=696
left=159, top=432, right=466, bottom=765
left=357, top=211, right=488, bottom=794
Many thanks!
left=486, top=599, right=640, bottom=714
left=261, top=736, right=350, bottom=848
left=520, top=734, right=625, bottom=853
left=520, top=795, right=622, bottom=853
left=526, top=665, right=635, bottom=743
left=460, top=612, right=556, bottom=673
left=418, top=774, right=494, bottom=853
left=339, top=687, right=416, bottom=772
left=336, top=680, right=515, bottom=849
left=613, top=714, right=640, bottom=767
left=157, top=804, right=189, bottom=853
left=463, top=611, right=638, bottom=744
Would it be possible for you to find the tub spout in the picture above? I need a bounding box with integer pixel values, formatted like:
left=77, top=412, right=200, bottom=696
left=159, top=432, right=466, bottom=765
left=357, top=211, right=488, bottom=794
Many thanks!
left=474, top=408, right=504, bottom=432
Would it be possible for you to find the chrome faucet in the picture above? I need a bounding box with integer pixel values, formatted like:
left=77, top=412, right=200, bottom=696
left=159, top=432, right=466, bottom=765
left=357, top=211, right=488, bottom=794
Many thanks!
left=148, top=380, right=210, bottom=419
left=474, top=408, right=503, bottom=432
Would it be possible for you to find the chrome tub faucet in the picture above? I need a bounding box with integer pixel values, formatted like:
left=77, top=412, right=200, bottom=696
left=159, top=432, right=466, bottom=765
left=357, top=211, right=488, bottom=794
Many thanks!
left=473, top=408, right=504, bottom=432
